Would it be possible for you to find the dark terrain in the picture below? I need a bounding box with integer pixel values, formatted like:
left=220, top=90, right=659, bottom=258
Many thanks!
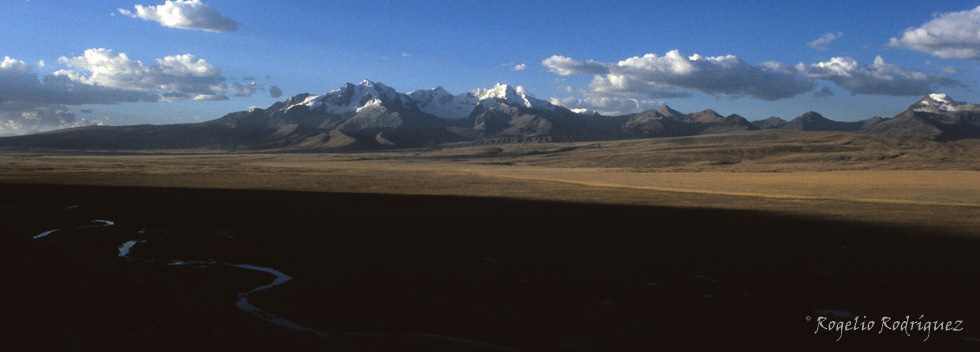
left=4, top=184, right=980, bottom=350
left=3, top=84, right=980, bottom=152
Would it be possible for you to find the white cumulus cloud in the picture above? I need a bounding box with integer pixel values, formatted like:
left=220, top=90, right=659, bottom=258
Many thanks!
left=543, top=50, right=813, bottom=101
left=549, top=96, right=663, bottom=116
left=542, top=55, right=609, bottom=76
left=119, top=0, right=240, bottom=32
left=0, top=50, right=241, bottom=134
left=0, top=101, right=100, bottom=137
left=797, top=56, right=963, bottom=96
left=512, top=63, right=527, bottom=71
left=889, top=6, right=980, bottom=60
left=1, top=54, right=156, bottom=106
left=1, top=56, right=33, bottom=73
left=808, top=32, right=843, bottom=51
left=192, top=94, right=227, bottom=101
left=543, top=50, right=961, bottom=102
left=55, top=48, right=227, bottom=100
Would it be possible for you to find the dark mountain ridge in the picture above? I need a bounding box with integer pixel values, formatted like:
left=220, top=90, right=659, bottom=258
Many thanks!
left=863, top=94, right=980, bottom=140
left=2, top=82, right=979, bottom=151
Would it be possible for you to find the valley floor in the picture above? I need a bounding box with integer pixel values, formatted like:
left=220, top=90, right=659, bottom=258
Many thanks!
left=2, top=132, right=980, bottom=350
left=2, top=131, right=979, bottom=235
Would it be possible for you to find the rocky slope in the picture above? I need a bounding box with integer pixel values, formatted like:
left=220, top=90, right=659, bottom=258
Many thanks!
left=1, top=83, right=979, bottom=151
left=863, top=94, right=980, bottom=140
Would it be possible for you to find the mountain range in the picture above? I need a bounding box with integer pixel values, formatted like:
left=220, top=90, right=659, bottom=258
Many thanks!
left=2, top=81, right=979, bottom=151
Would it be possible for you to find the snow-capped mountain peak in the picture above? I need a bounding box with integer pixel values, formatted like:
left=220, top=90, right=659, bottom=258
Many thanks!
left=477, top=84, right=555, bottom=112
left=407, top=83, right=556, bottom=120
left=283, top=80, right=559, bottom=120
left=930, top=93, right=952, bottom=103
left=471, top=83, right=551, bottom=110
left=473, top=83, right=520, bottom=101
left=287, top=79, right=408, bottom=114
left=407, top=86, right=472, bottom=120
left=915, top=93, right=962, bottom=113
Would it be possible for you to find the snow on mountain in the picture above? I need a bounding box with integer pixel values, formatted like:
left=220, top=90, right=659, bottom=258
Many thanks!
left=914, top=93, right=962, bottom=113
left=286, top=80, right=409, bottom=114
left=355, top=97, right=383, bottom=113
left=283, top=81, right=559, bottom=120
left=406, top=86, right=475, bottom=120
left=471, top=84, right=553, bottom=110
left=408, top=83, right=556, bottom=120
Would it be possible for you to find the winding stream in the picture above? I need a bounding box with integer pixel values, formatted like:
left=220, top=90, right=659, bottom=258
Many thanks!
left=34, top=219, right=117, bottom=240
left=79, top=220, right=115, bottom=228
left=34, top=229, right=60, bottom=239
left=116, top=239, right=331, bottom=337
left=117, top=240, right=144, bottom=257
left=229, top=264, right=331, bottom=337
left=118, top=239, right=521, bottom=350
left=31, top=218, right=521, bottom=351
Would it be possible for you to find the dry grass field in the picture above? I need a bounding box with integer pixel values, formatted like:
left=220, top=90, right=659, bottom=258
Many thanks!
left=3, top=131, right=980, bottom=350
left=3, top=130, right=979, bottom=235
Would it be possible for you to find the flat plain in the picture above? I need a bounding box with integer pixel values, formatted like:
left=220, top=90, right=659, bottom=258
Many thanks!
left=4, top=130, right=979, bottom=234
left=3, top=130, right=980, bottom=350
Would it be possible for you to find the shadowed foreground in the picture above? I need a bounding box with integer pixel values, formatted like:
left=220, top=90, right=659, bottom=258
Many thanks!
left=3, top=184, right=980, bottom=351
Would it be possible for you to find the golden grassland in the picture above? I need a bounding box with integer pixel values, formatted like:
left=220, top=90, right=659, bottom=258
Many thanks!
left=6, top=130, right=980, bottom=350
left=2, top=130, right=979, bottom=235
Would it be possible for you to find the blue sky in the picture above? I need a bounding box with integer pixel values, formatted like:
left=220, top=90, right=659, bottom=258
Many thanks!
left=3, top=0, right=980, bottom=134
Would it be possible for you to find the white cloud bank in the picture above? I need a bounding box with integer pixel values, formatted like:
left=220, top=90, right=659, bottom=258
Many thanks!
left=797, top=56, right=963, bottom=96
left=0, top=101, right=101, bottom=136
left=0, top=49, right=234, bottom=135
left=543, top=50, right=963, bottom=114
left=119, top=0, right=240, bottom=32
left=808, top=32, right=843, bottom=51
left=55, top=49, right=228, bottom=101
left=543, top=50, right=814, bottom=102
left=889, top=6, right=980, bottom=60
left=542, top=56, right=609, bottom=76
left=549, top=97, right=663, bottom=116
left=0, top=57, right=101, bottom=135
